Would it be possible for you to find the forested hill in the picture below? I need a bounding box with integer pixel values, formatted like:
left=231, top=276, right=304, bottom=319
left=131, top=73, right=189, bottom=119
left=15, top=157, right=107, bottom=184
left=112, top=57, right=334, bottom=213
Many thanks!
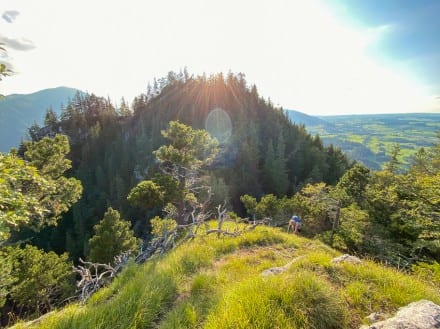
left=0, top=87, right=80, bottom=152
left=20, top=72, right=350, bottom=260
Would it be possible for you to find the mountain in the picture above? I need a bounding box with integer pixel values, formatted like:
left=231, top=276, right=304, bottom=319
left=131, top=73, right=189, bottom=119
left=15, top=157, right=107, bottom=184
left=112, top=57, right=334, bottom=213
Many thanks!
left=18, top=73, right=350, bottom=261
left=0, top=87, right=81, bottom=152
left=285, top=109, right=335, bottom=132
left=12, top=225, right=440, bottom=329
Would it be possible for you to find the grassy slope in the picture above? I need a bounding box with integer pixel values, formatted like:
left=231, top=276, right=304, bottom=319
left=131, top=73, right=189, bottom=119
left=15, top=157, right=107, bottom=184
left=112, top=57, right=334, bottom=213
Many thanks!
left=12, top=224, right=440, bottom=329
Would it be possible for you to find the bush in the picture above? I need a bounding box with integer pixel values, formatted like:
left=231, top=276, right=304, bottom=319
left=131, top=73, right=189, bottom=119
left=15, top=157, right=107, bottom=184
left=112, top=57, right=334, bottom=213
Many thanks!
left=8, top=245, right=73, bottom=316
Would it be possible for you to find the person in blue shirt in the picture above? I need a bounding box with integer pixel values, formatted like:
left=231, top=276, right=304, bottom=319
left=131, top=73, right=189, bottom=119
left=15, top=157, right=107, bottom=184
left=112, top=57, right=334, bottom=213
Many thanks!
left=288, top=215, right=301, bottom=233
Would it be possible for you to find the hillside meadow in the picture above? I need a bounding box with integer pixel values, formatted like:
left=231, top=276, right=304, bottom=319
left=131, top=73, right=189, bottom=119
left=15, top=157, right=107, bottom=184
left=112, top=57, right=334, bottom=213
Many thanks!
left=11, top=223, right=440, bottom=329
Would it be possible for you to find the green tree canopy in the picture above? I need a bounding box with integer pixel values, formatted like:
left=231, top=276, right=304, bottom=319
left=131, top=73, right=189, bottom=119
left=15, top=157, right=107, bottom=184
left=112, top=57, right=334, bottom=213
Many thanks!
left=88, top=207, right=139, bottom=264
left=0, top=135, right=82, bottom=241
left=153, top=120, right=219, bottom=172
left=129, top=121, right=219, bottom=224
left=7, top=244, right=73, bottom=314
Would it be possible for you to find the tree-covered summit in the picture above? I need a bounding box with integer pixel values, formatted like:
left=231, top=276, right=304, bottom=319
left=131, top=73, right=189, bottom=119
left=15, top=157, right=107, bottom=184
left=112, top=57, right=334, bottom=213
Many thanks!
left=22, top=71, right=350, bottom=261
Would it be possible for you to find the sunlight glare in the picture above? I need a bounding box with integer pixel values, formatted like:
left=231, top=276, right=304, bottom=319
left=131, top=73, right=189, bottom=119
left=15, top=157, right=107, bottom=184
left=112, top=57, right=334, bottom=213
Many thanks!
left=205, top=108, right=232, bottom=144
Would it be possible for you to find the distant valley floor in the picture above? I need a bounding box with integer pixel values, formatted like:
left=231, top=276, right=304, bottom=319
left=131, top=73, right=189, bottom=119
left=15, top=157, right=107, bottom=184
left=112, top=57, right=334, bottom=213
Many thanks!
left=286, top=111, right=440, bottom=170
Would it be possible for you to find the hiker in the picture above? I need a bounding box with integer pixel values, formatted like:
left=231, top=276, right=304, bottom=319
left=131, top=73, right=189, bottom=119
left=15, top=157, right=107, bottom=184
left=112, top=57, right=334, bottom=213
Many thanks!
left=288, top=215, right=301, bottom=233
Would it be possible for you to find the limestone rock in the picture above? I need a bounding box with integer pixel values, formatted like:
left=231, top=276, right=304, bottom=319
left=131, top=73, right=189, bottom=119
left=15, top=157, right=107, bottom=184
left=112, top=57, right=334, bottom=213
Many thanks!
left=261, top=266, right=287, bottom=277
left=362, top=300, right=440, bottom=329
left=331, top=254, right=362, bottom=264
left=261, top=256, right=305, bottom=277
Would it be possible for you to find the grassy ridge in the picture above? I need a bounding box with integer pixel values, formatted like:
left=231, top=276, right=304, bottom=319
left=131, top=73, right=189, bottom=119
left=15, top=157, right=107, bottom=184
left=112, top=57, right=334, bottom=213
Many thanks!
left=12, top=225, right=440, bottom=329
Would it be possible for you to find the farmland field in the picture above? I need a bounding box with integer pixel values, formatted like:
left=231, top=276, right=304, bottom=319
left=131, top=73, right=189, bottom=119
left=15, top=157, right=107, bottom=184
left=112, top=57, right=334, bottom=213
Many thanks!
left=286, top=111, right=440, bottom=170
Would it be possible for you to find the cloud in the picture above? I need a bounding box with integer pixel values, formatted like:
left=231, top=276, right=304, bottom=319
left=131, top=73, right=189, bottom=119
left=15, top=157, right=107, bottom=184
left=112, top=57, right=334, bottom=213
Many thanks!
left=0, top=35, right=35, bottom=51
left=2, top=10, right=20, bottom=23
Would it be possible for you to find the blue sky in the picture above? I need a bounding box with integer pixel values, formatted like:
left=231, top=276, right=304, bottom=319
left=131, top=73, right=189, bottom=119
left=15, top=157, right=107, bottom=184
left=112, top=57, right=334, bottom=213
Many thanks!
left=0, top=0, right=438, bottom=115
left=331, top=0, right=440, bottom=96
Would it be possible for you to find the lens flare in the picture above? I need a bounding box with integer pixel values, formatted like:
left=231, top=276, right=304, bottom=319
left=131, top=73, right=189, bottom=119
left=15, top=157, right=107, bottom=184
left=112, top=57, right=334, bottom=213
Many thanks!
left=205, top=107, right=232, bottom=144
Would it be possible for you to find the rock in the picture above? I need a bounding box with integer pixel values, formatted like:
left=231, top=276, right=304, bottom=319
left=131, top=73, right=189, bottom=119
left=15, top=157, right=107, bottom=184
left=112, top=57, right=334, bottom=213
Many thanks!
left=331, top=254, right=362, bottom=264
left=365, top=312, right=384, bottom=323
left=261, top=256, right=305, bottom=277
left=362, top=300, right=440, bottom=329
left=261, top=266, right=286, bottom=277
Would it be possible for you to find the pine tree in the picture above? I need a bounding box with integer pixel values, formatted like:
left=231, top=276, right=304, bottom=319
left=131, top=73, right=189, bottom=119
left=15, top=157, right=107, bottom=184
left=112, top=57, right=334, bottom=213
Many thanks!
left=44, top=107, right=59, bottom=129
left=8, top=245, right=73, bottom=314
left=263, top=140, right=277, bottom=191
left=118, top=97, right=131, bottom=116
left=274, top=133, right=289, bottom=196
left=88, top=207, right=139, bottom=264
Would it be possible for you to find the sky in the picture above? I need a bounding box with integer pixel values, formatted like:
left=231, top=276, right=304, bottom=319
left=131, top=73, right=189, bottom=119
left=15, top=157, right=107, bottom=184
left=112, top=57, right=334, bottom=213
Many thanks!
left=0, top=0, right=439, bottom=116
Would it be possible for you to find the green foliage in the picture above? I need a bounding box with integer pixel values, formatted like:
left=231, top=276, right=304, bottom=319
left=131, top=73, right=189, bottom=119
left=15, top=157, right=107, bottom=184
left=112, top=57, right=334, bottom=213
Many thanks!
left=24, top=134, right=72, bottom=178
left=327, top=204, right=370, bottom=252
left=0, top=135, right=82, bottom=241
left=154, top=120, right=219, bottom=171
left=0, top=249, right=14, bottom=307
left=152, top=174, right=182, bottom=204
left=44, top=108, right=59, bottom=129
left=127, top=180, right=165, bottom=210
left=241, top=193, right=296, bottom=225
left=150, top=216, right=177, bottom=237
left=0, top=153, right=48, bottom=241
left=336, top=163, right=370, bottom=206
left=135, top=120, right=220, bottom=224
left=412, top=261, right=440, bottom=287
left=293, top=183, right=337, bottom=236
left=239, top=195, right=257, bottom=218
left=7, top=245, right=73, bottom=315
left=88, top=207, right=139, bottom=264
left=384, top=144, right=401, bottom=174
left=263, top=134, right=289, bottom=196
left=209, top=175, right=230, bottom=208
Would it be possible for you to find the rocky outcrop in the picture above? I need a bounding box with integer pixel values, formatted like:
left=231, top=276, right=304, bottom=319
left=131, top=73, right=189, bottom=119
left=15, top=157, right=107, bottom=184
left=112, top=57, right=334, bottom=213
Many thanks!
left=261, top=256, right=304, bottom=277
left=362, top=300, right=440, bottom=329
left=331, top=254, right=362, bottom=264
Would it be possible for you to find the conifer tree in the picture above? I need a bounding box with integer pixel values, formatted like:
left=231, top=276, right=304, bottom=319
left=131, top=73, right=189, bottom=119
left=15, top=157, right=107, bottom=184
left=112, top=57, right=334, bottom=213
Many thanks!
left=274, top=133, right=289, bottom=195
left=88, top=207, right=139, bottom=264
left=151, top=121, right=219, bottom=223
left=8, top=245, right=73, bottom=314
left=44, top=107, right=58, bottom=128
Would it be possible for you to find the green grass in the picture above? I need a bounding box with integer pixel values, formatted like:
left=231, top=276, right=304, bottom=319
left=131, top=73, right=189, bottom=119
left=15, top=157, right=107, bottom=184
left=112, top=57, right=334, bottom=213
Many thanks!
left=11, top=224, right=440, bottom=329
left=204, top=272, right=346, bottom=329
left=346, top=134, right=365, bottom=144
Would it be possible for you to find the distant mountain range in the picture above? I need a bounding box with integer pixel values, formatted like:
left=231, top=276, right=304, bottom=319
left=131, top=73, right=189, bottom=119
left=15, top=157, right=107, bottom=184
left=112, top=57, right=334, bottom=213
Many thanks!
left=0, top=87, right=80, bottom=152
left=284, top=109, right=337, bottom=133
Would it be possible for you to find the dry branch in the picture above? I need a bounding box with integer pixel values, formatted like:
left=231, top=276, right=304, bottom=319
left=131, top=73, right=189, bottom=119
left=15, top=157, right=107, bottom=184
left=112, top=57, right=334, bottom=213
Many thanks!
left=73, top=258, right=116, bottom=302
